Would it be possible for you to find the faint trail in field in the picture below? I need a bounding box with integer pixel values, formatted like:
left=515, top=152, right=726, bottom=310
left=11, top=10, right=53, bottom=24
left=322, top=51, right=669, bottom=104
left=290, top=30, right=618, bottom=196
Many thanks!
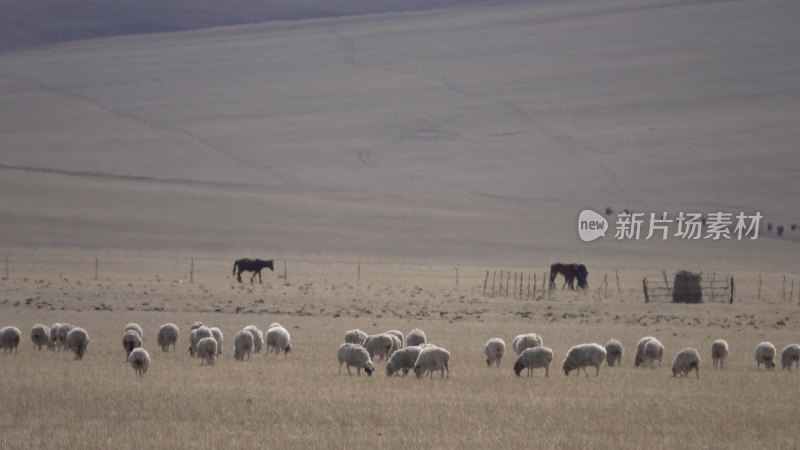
left=0, top=73, right=291, bottom=185
left=0, top=163, right=262, bottom=189
left=328, top=26, right=359, bottom=67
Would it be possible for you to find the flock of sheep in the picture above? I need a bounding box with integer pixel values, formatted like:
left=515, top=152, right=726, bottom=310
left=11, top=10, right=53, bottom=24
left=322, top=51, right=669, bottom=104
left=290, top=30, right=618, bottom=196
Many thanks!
left=2, top=322, right=800, bottom=379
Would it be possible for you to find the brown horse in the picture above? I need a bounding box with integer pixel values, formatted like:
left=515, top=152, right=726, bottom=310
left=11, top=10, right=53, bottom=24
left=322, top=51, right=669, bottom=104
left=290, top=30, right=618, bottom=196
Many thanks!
left=550, top=263, right=588, bottom=290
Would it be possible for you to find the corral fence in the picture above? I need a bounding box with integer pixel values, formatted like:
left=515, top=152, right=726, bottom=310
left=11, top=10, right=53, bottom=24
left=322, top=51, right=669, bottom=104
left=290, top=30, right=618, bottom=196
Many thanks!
left=642, top=271, right=733, bottom=303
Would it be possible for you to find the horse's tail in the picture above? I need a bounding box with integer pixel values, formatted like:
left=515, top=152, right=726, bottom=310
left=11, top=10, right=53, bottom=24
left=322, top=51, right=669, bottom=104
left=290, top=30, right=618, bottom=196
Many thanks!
left=232, top=261, right=238, bottom=276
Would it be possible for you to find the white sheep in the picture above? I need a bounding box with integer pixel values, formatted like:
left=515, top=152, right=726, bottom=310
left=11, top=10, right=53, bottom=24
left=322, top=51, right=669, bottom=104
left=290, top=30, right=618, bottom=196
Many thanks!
left=634, top=336, right=654, bottom=367
left=512, top=333, right=543, bottom=355
left=31, top=323, right=50, bottom=351
left=124, top=323, right=143, bottom=338
left=672, top=348, right=701, bottom=379
left=414, top=346, right=450, bottom=379
left=513, top=347, right=554, bottom=377
left=644, top=339, right=664, bottom=368
left=189, top=325, right=211, bottom=357
left=387, top=333, right=402, bottom=355
left=234, top=329, right=254, bottom=361
left=484, top=338, right=506, bottom=368
left=122, top=329, right=143, bottom=357
left=210, top=327, right=224, bottom=355
left=755, top=342, right=776, bottom=370
left=187, top=329, right=198, bottom=356
left=244, top=325, right=264, bottom=353
left=128, top=348, right=151, bottom=376
left=196, top=337, right=218, bottom=366
left=711, top=339, right=728, bottom=369
left=267, top=323, right=282, bottom=330
left=157, top=323, right=180, bottom=352
left=363, top=334, right=394, bottom=362
left=386, top=346, right=423, bottom=377
left=386, top=330, right=404, bottom=347
left=50, top=323, right=62, bottom=351
left=190, top=321, right=204, bottom=331
left=780, top=344, right=800, bottom=370
left=0, top=326, right=22, bottom=354
left=56, top=323, right=74, bottom=351
left=265, top=326, right=292, bottom=356
left=66, top=327, right=90, bottom=360
left=344, top=329, right=368, bottom=345
left=563, top=343, right=606, bottom=377
left=605, top=338, right=623, bottom=367
left=406, top=329, right=427, bottom=347
left=338, top=343, right=375, bottom=376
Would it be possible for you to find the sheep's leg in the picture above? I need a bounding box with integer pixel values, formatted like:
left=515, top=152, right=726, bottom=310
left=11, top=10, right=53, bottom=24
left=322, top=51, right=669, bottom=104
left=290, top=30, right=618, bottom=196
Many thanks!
left=595, top=365, right=600, bottom=376
left=258, top=270, right=263, bottom=284
left=544, top=366, right=549, bottom=377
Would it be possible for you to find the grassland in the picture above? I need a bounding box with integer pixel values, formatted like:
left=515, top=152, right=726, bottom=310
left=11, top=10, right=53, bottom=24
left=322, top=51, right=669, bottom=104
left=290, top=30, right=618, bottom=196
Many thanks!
left=2, top=256, right=799, bottom=449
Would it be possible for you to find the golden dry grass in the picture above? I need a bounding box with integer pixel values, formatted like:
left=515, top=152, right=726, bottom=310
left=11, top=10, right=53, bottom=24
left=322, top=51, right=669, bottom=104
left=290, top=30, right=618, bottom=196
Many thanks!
left=1, top=257, right=800, bottom=449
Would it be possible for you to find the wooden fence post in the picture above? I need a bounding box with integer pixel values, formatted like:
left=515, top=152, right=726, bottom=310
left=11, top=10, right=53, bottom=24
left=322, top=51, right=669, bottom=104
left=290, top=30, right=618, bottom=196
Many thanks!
left=729, top=276, right=735, bottom=304
left=757, top=274, right=762, bottom=300
left=527, top=273, right=531, bottom=299
left=492, top=271, right=497, bottom=296
left=783, top=275, right=786, bottom=302
left=616, top=270, right=621, bottom=295
left=483, top=271, right=489, bottom=295
left=710, top=273, right=715, bottom=301
left=95, top=257, right=99, bottom=281
left=533, top=273, right=537, bottom=299
left=283, top=259, right=288, bottom=286
left=357, top=263, right=360, bottom=287
left=643, top=278, right=650, bottom=303
left=455, top=268, right=459, bottom=289
left=4, top=256, right=8, bottom=280
left=662, top=271, right=671, bottom=296
left=506, top=271, right=510, bottom=297
left=190, top=258, right=194, bottom=283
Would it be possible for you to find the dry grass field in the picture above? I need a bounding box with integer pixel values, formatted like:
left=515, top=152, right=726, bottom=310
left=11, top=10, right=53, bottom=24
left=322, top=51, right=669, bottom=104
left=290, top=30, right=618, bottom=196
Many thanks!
left=2, top=256, right=799, bottom=449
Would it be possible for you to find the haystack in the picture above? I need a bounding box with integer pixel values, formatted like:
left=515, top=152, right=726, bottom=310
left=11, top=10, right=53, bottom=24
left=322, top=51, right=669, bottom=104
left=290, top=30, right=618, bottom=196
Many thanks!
left=673, top=271, right=702, bottom=303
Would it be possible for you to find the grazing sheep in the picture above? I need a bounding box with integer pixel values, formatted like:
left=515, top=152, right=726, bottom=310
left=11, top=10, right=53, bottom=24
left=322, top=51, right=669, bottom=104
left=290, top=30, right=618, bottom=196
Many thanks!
left=338, top=343, right=374, bottom=376
left=56, top=324, right=74, bottom=351
left=406, top=329, right=427, bottom=347
left=635, top=337, right=652, bottom=367
left=157, top=323, right=180, bottom=352
left=672, top=348, right=701, bottom=379
left=122, top=329, right=143, bottom=357
left=210, top=327, right=224, bottom=355
left=386, top=330, right=404, bottom=348
left=244, top=325, right=264, bottom=353
left=363, top=334, right=394, bottom=362
left=189, top=325, right=211, bottom=357
left=344, top=329, right=368, bottom=345
left=0, top=326, right=22, bottom=354
left=484, top=338, right=506, bottom=368
left=512, top=333, right=543, bottom=355
left=514, top=347, right=554, bottom=377
left=755, top=342, right=776, bottom=370
left=643, top=339, right=665, bottom=368
left=196, top=337, right=218, bottom=366
left=780, top=344, right=800, bottom=370
left=563, top=343, right=606, bottom=377
left=711, top=339, right=729, bottom=369
left=265, top=326, right=292, bottom=356
left=267, top=323, right=282, bottom=330
left=66, top=327, right=90, bottom=360
left=386, top=346, right=423, bottom=377
left=190, top=321, right=204, bottom=331
left=128, top=348, right=151, bottom=376
left=605, top=339, right=623, bottom=367
left=187, top=329, right=198, bottom=356
left=124, top=323, right=143, bottom=338
left=387, top=334, right=402, bottom=355
left=31, top=323, right=50, bottom=351
left=50, top=323, right=62, bottom=351
left=234, top=329, right=254, bottom=361
left=414, top=346, right=450, bottom=379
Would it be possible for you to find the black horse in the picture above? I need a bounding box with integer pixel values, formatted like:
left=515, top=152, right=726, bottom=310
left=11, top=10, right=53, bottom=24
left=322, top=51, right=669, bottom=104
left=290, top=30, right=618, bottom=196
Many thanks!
left=233, top=258, right=274, bottom=283
left=549, top=263, right=588, bottom=291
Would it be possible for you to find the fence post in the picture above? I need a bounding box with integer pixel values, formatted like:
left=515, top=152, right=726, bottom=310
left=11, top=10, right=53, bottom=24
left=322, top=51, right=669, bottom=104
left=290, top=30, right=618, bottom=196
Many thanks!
left=455, top=268, right=459, bottom=289
left=757, top=274, right=762, bottom=300
left=4, top=256, right=7, bottom=280
left=783, top=275, right=786, bottom=302
left=604, top=273, right=608, bottom=298
left=190, top=258, right=194, bottom=283
left=527, top=273, right=531, bottom=299
left=616, top=270, right=621, bottom=295
left=533, top=273, right=537, bottom=299
left=506, top=272, right=510, bottom=297
left=483, top=271, right=489, bottom=295
left=492, top=271, right=497, bottom=296
left=729, top=276, right=735, bottom=304
left=662, top=271, right=671, bottom=296
left=643, top=278, right=650, bottom=303
left=710, top=272, right=715, bottom=301
left=284, top=259, right=288, bottom=286
left=95, top=257, right=98, bottom=281
left=357, top=263, right=360, bottom=287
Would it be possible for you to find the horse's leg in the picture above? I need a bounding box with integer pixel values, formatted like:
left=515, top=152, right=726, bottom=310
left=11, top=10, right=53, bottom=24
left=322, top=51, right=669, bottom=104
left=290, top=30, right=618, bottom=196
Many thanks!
left=257, top=269, right=262, bottom=284
left=250, top=271, right=256, bottom=284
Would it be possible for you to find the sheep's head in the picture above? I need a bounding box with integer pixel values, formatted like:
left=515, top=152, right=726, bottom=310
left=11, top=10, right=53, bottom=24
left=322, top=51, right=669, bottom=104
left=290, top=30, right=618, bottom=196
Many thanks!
left=513, top=359, right=523, bottom=377
left=562, top=362, right=573, bottom=376
left=414, top=364, right=423, bottom=378
left=766, top=360, right=775, bottom=370
left=386, top=362, right=396, bottom=377
left=365, top=364, right=374, bottom=376
left=486, top=358, right=493, bottom=367
left=634, top=355, right=643, bottom=367
left=672, top=366, right=680, bottom=377
left=284, top=344, right=292, bottom=354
